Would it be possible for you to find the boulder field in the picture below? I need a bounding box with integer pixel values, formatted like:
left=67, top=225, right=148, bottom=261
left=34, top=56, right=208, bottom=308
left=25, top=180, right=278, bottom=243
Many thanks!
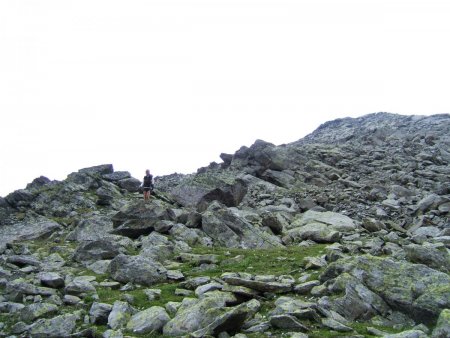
left=0, top=112, right=449, bottom=337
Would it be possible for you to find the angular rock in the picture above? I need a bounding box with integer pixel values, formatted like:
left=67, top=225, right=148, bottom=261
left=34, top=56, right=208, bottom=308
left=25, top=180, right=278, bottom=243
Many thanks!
left=90, top=302, right=113, bottom=325
left=432, top=308, right=450, bottom=338
left=65, top=278, right=96, bottom=297
left=108, top=301, right=134, bottom=330
left=108, top=254, right=167, bottom=286
left=20, top=303, right=59, bottom=323
left=79, top=164, right=114, bottom=175
left=102, top=171, right=131, bottom=182
left=168, top=174, right=247, bottom=211
left=118, top=178, right=141, bottom=193
left=202, top=203, right=282, bottom=248
left=179, top=276, right=211, bottom=290
left=111, top=201, right=174, bottom=238
left=222, top=274, right=293, bottom=293
left=191, top=299, right=261, bottom=337
left=320, top=255, right=450, bottom=324
left=38, top=272, right=65, bottom=289
left=66, top=215, right=114, bottom=242
left=73, top=240, right=121, bottom=262
left=404, top=244, right=450, bottom=273
left=126, top=306, right=170, bottom=334
left=383, top=329, right=428, bottom=338
left=291, top=210, right=357, bottom=232
left=269, top=314, right=308, bottom=331
left=294, top=281, right=320, bottom=295
left=287, top=223, right=341, bottom=243
left=29, top=313, right=78, bottom=338
left=321, top=318, right=353, bottom=332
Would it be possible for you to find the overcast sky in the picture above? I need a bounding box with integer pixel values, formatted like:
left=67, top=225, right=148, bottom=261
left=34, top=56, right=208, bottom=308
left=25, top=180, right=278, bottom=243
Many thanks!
left=1, top=0, right=449, bottom=197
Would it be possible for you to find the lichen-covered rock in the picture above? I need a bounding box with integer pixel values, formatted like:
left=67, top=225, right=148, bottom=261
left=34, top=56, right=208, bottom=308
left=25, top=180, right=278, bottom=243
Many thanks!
left=320, top=255, right=450, bottom=324
left=163, top=295, right=228, bottom=336
left=19, top=303, right=59, bottom=323
left=28, top=313, right=79, bottom=338
left=126, top=306, right=170, bottom=334
left=383, top=329, right=429, bottom=338
left=324, top=273, right=390, bottom=321
left=108, top=301, right=134, bottom=330
left=432, top=308, right=450, bottom=338
left=191, top=299, right=261, bottom=337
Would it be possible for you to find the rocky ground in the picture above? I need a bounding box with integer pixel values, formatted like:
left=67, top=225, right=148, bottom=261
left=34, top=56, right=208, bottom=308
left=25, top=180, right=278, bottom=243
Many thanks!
left=0, top=112, right=449, bottom=338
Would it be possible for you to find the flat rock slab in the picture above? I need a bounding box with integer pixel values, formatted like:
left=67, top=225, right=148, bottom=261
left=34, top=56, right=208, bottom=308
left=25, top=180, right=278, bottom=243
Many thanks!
left=222, top=276, right=293, bottom=293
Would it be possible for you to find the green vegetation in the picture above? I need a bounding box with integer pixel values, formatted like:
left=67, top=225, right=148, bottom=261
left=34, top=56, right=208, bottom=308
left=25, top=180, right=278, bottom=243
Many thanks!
left=187, top=244, right=327, bottom=279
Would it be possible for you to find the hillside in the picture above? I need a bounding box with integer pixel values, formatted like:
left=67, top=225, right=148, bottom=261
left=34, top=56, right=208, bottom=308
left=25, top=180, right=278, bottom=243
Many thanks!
left=0, top=112, right=449, bottom=338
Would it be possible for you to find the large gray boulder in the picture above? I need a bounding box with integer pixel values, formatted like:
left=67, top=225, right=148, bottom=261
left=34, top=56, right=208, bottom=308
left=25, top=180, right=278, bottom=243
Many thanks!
left=73, top=240, right=122, bottom=263
left=111, top=201, right=175, bottom=239
left=163, top=296, right=227, bottom=336
left=201, top=203, right=282, bottom=248
left=320, top=255, right=450, bottom=324
left=191, top=299, right=261, bottom=337
left=126, top=306, right=170, bottom=334
left=324, top=273, right=390, bottom=321
left=5, top=189, right=35, bottom=208
left=289, top=210, right=357, bottom=232
left=79, top=164, right=114, bottom=175
left=0, top=217, right=61, bottom=249
left=163, top=294, right=258, bottom=336
left=287, top=223, right=341, bottom=243
left=108, top=254, right=167, bottom=286
left=404, top=243, right=450, bottom=273
left=167, top=172, right=247, bottom=211
left=118, top=178, right=141, bottom=193
left=66, top=215, right=114, bottom=242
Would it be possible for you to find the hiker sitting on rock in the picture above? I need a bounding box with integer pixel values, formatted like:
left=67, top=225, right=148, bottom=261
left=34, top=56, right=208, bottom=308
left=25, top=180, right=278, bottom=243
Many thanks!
left=143, top=169, right=154, bottom=201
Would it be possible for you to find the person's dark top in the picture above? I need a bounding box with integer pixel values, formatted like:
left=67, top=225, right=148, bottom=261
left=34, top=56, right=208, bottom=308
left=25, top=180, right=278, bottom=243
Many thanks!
left=143, top=174, right=153, bottom=188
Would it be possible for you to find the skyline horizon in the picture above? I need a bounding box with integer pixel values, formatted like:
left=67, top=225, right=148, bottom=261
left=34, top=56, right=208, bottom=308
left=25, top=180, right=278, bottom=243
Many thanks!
left=1, top=110, right=444, bottom=198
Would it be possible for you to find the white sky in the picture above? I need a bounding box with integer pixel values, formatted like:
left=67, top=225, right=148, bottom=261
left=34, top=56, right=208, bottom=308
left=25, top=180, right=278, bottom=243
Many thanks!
left=1, top=0, right=449, bottom=197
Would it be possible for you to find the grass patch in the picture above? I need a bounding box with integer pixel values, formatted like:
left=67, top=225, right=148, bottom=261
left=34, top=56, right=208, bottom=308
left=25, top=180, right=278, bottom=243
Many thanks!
left=187, top=244, right=327, bottom=279
left=96, top=282, right=184, bottom=311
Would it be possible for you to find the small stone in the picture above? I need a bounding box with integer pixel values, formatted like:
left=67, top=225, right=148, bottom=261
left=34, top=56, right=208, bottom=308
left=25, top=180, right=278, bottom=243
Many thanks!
left=175, top=288, right=193, bottom=296
left=322, top=318, right=353, bottom=332
left=294, top=280, right=321, bottom=294
left=144, top=289, right=161, bottom=301
left=63, top=295, right=82, bottom=305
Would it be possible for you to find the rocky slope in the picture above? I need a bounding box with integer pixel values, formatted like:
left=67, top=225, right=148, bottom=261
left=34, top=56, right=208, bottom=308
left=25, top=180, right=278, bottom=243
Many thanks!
left=0, top=112, right=449, bottom=338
